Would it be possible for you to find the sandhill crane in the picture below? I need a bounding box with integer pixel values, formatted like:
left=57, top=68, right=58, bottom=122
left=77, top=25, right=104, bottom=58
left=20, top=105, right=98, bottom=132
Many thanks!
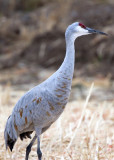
left=4, top=22, right=107, bottom=160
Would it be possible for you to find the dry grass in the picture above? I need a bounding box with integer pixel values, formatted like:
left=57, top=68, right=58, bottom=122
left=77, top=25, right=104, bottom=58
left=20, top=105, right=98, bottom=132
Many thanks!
left=0, top=84, right=114, bottom=160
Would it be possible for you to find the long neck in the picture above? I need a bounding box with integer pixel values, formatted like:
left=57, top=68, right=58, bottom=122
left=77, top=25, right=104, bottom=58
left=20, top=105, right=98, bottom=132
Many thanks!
left=45, top=36, right=75, bottom=90
left=44, top=35, right=75, bottom=100
left=59, top=37, right=75, bottom=78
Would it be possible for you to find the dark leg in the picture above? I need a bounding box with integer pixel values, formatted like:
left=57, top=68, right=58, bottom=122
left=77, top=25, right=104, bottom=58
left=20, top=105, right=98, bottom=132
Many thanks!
left=25, top=134, right=37, bottom=160
left=37, top=136, right=42, bottom=160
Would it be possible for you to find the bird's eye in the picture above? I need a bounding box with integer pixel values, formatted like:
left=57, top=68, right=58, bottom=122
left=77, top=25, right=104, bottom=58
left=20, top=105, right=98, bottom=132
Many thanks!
left=79, top=23, right=86, bottom=29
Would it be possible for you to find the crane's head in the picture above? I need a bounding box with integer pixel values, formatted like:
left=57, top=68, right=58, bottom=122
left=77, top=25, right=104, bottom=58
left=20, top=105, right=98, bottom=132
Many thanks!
left=65, top=22, right=107, bottom=41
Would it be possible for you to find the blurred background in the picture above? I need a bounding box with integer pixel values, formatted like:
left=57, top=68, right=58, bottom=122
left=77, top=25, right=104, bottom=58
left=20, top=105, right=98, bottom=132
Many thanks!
left=0, top=1, right=114, bottom=159
left=0, top=0, right=114, bottom=101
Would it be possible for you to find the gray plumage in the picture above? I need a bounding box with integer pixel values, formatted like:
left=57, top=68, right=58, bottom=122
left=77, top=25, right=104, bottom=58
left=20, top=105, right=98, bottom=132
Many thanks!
left=4, top=22, right=107, bottom=160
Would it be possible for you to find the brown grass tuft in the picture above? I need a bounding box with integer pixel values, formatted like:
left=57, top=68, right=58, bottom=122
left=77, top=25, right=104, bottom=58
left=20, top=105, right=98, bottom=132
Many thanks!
left=0, top=84, right=114, bottom=160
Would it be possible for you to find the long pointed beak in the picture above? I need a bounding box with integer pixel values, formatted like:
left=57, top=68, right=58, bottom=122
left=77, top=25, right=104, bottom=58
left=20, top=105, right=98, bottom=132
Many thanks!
left=86, top=27, right=108, bottom=36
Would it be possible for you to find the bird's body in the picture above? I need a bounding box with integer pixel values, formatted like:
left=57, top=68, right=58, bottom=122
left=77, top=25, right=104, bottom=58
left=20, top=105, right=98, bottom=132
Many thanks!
left=5, top=47, right=74, bottom=140
left=4, top=22, right=107, bottom=160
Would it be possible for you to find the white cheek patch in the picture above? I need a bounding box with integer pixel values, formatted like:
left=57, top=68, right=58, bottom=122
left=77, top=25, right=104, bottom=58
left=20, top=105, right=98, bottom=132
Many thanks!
left=76, top=26, right=88, bottom=33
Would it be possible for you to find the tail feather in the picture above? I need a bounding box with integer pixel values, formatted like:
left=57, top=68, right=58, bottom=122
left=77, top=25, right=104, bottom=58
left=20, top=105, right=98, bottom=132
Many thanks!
left=4, top=115, right=17, bottom=152
left=7, top=134, right=16, bottom=152
left=20, top=131, right=33, bottom=140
